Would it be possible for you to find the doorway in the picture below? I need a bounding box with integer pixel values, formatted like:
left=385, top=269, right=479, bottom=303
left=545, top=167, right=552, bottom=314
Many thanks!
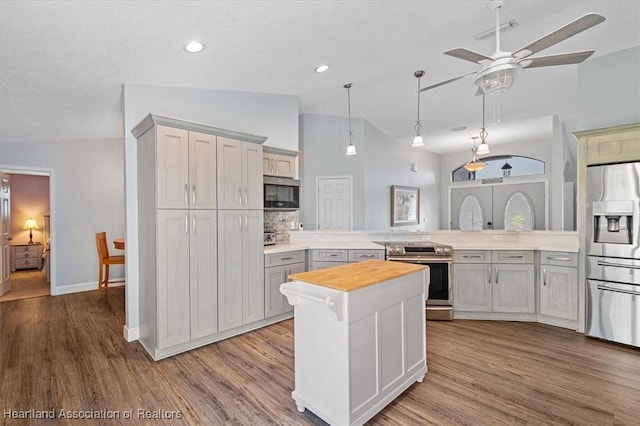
left=316, top=176, right=353, bottom=230
left=0, top=168, right=53, bottom=302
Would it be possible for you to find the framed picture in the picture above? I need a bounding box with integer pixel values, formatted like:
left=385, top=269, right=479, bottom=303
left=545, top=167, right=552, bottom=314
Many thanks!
left=391, top=185, right=420, bottom=226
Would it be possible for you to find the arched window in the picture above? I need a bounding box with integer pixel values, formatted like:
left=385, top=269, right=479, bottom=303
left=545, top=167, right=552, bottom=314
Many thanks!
left=452, top=155, right=545, bottom=182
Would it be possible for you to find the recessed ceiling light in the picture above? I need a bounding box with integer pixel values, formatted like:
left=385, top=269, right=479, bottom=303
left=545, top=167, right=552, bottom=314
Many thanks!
left=184, top=41, right=205, bottom=53
left=314, top=64, right=330, bottom=73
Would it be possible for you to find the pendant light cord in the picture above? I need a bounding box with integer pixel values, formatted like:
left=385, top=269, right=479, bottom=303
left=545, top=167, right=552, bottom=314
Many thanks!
left=480, top=93, right=488, bottom=143
left=345, top=83, right=353, bottom=141
left=414, top=70, right=425, bottom=135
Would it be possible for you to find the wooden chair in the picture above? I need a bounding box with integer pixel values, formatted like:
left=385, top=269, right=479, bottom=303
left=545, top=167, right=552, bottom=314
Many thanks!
left=96, top=232, right=125, bottom=299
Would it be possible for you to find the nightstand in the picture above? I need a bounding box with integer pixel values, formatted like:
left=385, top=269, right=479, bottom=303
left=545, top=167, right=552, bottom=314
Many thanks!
left=10, top=243, right=42, bottom=271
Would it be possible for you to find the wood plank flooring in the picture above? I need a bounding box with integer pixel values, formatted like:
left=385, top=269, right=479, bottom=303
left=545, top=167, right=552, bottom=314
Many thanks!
left=1, top=288, right=638, bottom=425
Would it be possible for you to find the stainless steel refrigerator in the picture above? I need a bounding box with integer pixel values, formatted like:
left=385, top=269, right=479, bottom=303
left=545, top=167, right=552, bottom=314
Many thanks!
left=586, top=161, right=640, bottom=347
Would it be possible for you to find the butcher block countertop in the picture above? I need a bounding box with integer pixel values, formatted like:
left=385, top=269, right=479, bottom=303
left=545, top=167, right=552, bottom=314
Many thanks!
left=288, top=259, right=427, bottom=292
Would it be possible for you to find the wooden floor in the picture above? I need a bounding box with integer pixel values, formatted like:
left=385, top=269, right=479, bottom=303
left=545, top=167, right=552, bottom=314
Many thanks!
left=0, top=269, right=49, bottom=303
left=1, top=288, right=638, bottom=425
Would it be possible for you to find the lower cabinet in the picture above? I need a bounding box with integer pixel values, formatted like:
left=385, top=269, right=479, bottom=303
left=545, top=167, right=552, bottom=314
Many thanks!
left=539, top=251, right=578, bottom=328
left=309, top=249, right=384, bottom=270
left=264, top=250, right=306, bottom=318
left=453, top=250, right=535, bottom=318
left=218, top=210, right=265, bottom=332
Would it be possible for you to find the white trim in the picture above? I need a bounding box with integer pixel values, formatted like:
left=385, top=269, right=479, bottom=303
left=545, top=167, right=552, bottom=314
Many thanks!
left=0, top=165, right=56, bottom=296
left=123, top=325, right=140, bottom=342
left=315, top=175, right=354, bottom=231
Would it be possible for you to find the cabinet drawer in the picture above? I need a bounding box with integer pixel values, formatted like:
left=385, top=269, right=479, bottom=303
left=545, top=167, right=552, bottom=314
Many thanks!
left=15, top=257, right=39, bottom=269
left=265, top=250, right=306, bottom=268
left=453, top=250, right=491, bottom=263
left=348, top=249, right=385, bottom=262
left=311, top=249, right=348, bottom=262
left=539, top=251, right=578, bottom=267
left=14, top=245, right=40, bottom=256
left=492, top=251, right=534, bottom=264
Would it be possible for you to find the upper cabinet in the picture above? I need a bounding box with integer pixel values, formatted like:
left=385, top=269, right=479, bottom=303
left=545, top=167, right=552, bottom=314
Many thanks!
left=217, top=137, right=263, bottom=209
left=263, top=148, right=298, bottom=179
left=576, top=123, right=640, bottom=166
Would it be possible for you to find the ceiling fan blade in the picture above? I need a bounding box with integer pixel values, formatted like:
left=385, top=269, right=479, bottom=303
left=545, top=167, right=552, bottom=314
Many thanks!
left=418, top=71, right=477, bottom=93
left=445, top=48, right=493, bottom=64
left=513, top=13, right=605, bottom=59
left=520, top=51, right=595, bottom=68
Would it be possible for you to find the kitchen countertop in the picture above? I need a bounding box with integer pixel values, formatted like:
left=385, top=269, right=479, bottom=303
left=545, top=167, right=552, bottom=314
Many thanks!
left=264, top=240, right=384, bottom=254
left=288, top=259, right=427, bottom=292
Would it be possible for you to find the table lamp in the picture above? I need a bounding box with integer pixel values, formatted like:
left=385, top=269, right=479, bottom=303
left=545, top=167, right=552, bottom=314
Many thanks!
left=23, top=218, right=38, bottom=244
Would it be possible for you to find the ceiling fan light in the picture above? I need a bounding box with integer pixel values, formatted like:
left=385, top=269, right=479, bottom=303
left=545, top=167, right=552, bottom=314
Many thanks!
left=412, top=135, right=424, bottom=147
left=480, top=67, right=519, bottom=95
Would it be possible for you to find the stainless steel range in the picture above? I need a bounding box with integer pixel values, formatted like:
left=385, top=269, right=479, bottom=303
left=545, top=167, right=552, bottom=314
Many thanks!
left=374, top=241, right=453, bottom=320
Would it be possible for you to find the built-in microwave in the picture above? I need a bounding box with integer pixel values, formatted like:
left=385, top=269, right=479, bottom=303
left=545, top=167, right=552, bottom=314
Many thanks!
left=264, top=176, right=300, bottom=210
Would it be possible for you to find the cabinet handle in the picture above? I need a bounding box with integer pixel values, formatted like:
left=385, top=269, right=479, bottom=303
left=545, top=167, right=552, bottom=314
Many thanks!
left=543, top=268, right=547, bottom=286
left=547, top=256, right=571, bottom=261
left=238, top=188, right=243, bottom=205
left=184, top=184, right=188, bottom=206
left=244, top=188, right=248, bottom=205
left=322, top=253, right=340, bottom=257
left=24, top=253, right=30, bottom=258
left=238, top=215, right=242, bottom=231
left=488, top=267, right=492, bottom=284
left=280, top=257, right=293, bottom=261
left=358, top=254, right=376, bottom=258
left=494, top=267, right=498, bottom=284
left=192, top=185, right=196, bottom=206
left=464, top=255, right=482, bottom=259
left=271, top=159, right=275, bottom=172
left=192, top=214, right=196, bottom=235
left=185, top=214, right=189, bottom=235
left=503, top=255, right=524, bottom=259
left=244, top=215, right=248, bottom=232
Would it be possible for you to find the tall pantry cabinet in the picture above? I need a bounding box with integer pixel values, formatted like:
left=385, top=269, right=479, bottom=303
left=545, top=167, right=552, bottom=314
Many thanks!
left=133, top=114, right=266, bottom=360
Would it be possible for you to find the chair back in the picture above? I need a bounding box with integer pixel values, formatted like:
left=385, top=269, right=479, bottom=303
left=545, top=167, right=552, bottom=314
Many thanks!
left=96, top=232, right=110, bottom=261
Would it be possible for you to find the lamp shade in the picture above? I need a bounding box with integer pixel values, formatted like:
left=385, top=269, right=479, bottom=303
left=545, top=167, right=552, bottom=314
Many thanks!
left=476, top=142, right=490, bottom=155
left=346, top=143, right=357, bottom=156
left=411, top=135, right=424, bottom=147
left=23, top=218, right=39, bottom=230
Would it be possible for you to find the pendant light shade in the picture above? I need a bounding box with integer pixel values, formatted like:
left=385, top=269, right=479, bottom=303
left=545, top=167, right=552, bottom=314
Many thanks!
left=411, top=70, right=425, bottom=147
left=463, top=137, right=486, bottom=172
left=344, top=83, right=357, bottom=156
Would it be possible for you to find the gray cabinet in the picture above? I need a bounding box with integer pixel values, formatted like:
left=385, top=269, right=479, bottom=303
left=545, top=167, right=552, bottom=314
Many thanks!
left=453, top=250, right=535, bottom=315
left=263, top=151, right=297, bottom=178
left=264, top=250, right=306, bottom=318
left=309, top=249, right=384, bottom=270
left=217, top=137, right=263, bottom=210
left=539, top=251, right=578, bottom=328
left=218, top=210, right=265, bottom=332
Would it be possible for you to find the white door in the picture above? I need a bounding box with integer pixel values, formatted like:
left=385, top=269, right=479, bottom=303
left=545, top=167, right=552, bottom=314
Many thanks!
left=317, top=177, right=352, bottom=230
left=0, top=173, right=10, bottom=296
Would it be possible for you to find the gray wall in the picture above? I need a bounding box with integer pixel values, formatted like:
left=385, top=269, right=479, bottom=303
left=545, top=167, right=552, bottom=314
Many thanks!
left=578, top=46, right=640, bottom=131
left=299, top=113, right=441, bottom=231
left=123, top=83, right=299, bottom=337
left=1, top=139, right=125, bottom=294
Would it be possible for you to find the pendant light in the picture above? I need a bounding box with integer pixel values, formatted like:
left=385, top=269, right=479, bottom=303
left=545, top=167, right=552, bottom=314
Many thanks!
left=464, top=136, right=487, bottom=172
left=476, top=93, right=491, bottom=155
left=411, top=70, right=425, bottom=147
left=344, top=83, right=356, bottom=156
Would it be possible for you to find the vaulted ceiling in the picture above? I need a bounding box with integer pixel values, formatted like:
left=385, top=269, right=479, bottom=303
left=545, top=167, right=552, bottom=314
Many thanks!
left=1, top=1, right=638, bottom=154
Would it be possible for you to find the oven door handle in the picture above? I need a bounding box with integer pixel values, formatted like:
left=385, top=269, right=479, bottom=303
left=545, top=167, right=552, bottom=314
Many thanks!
left=597, top=260, right=640, bottom=269
left=597, top=284, right=640, bottom=296
left=387, top=257, right=451, bottom=264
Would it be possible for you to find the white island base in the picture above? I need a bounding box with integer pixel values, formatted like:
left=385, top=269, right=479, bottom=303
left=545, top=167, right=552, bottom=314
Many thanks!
left=281, top=260, right=429, bottom=426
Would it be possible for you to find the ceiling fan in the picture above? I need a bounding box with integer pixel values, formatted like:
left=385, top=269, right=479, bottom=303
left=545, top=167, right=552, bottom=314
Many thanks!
left=420, top=0, right=605, bottom=95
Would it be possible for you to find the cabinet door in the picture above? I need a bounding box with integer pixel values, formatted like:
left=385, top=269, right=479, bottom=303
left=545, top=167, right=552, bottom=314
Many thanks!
left=190, top=210, right=218, bottom=339
left=217, top=138, right=243, bottom=209
left=189, top=131, right=217, bottom=209
left=243, top=142, right=263, bottom=209
left=265, top=262, right=304, bottom=318
left=453, top=264, right=491, bottom=311
left=263, top=153, right=274, bottom=176
left=243, top=210, right=265, bottom=323
left=273, top=154, right=295, bottom=178
left=540, top=265, right=577, bottom=320
left=157, top=126, right=189, bottom=209
left=157, top=210, right=191, bottom=348
left=217, top=211, right=244, bottom=331
left=493, top=264, right=535, bottom=313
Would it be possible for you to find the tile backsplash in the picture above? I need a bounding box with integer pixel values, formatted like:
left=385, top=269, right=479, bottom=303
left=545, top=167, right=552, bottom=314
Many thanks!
left=264, top=210, right=300, bottom=244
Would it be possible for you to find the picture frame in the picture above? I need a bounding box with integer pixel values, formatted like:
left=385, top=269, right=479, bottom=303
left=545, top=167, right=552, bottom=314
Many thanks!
left=391, top=185, right=420, bottom=226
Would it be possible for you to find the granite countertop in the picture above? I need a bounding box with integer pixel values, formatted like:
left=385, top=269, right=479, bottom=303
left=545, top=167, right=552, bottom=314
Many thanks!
left=288, top=259, right=427, bottom=292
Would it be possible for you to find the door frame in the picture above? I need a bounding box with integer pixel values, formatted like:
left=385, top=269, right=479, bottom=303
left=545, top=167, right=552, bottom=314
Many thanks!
left=315, top=175, right=353, bottom=231
left=0, top=165, right=55, bottom=294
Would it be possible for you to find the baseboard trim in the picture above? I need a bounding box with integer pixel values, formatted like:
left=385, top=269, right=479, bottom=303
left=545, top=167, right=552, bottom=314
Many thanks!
left=52, top=280, right=124, bottom=296
left=123, top=325, right=140, bottom=342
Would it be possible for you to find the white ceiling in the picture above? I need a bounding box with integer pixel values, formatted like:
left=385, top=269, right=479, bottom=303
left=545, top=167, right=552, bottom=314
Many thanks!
left=1, top=1, right=638, bottom=154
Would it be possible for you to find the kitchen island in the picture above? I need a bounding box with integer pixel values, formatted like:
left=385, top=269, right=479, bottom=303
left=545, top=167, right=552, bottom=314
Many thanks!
left=281, top=259, right=429, bottom=426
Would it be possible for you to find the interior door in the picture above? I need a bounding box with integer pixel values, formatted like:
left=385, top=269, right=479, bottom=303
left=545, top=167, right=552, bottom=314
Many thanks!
left=0, top=173, right=10, bottom=296
left=317, top=177, right=352, bottom=230
left=450, top=186, right=493, bottom=230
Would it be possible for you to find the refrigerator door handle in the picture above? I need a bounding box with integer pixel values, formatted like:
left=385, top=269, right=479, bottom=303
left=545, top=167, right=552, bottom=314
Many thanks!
left=597, top=260, right=640, bottom=269
left=597, top=284, right=640, bottom=296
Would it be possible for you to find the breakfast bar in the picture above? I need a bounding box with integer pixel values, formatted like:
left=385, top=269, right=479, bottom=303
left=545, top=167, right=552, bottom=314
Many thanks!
left=280, top=259, right=429, bottom=426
